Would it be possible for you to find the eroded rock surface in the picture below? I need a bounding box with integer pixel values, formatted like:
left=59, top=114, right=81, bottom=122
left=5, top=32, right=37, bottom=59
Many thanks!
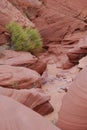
left=29, top=0, right=87, bottom=70
left=66, top=36, right=87, bottom=67
left=33, top=0, right=87, bottom=45
left=0, top=0, right=34, bottom=26
left=8, top=0, right=42, bottom=10
left=58, top=66, right=87, bottom=130
left=0, top=50, right=47, bottom=74
left=78, top=55, right=87, bottom=69
left=0, top=0, right=34, bottom=45
left=0, top=65, right=41, bottom=89
left=0, top=95, right=60, bottom=130
left=0, top=87, right=53, bottom=115
left=0, top=50, right=37, bottom=66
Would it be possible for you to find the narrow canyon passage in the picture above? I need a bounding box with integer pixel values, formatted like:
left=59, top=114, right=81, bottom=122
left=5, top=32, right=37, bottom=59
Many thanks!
left=0, top=0, right=87, bottom=130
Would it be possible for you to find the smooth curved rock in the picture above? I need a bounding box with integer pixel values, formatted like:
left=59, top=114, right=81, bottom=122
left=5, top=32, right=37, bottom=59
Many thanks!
left=0, top=87, right=53, bottom=115
left=0, top=95, right=60, bottom=130
left=0, top=65, right=41, bottom=89
left=58, top=66, right=87, bottom=130
left=78, top=56, right=87, bottom=69
left=0, top=50, right=47, bottom=74
left=0, top=50, right=37, bottom=66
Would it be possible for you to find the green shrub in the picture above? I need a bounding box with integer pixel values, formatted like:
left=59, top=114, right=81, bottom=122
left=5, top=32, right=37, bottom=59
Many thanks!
left=7, top=22, right=43, bottom=53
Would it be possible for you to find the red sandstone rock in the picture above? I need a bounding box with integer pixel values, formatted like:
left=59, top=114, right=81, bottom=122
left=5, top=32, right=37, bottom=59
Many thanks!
left=33, top=0, right=87, bottom=45
left=0, top=50, right=37, bottom=66
left=62, top=60, right=74, bottom=69
left=58, top=66, right=87, bottom=130
left=29, top=59, right=47, bottom=74
left=8, top=0, right=42, bottom=20
left=0, top=0, right=34, bottom=27
left=0, top=50, right=47, bottom=74
left=66, top=36, right=87, bottom=65
left=67, top=47, right=87, bottom=63
left=31, top=0, right=87, bottom=69
left=0, top=95, right=60, bottom=130
left=8, top=0, right=42, bottom=10
left=78, top=56, right=87, bottom=69
left=0, top=65, right=41, bottom=89
left=0, top=87, right=53, bottom=115
left=0, top=0, right=34, bottom=45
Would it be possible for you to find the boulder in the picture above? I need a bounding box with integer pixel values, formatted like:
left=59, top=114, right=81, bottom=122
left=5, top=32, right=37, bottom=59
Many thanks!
left=0, top=87, right=53, bottom=115
left=0, top=65, right=41, bottom=89
left=0, top=50, right=47, bottom=74
left=58, top=66, right=87, bottom=130
left=0, top=95, right=60, bottom=130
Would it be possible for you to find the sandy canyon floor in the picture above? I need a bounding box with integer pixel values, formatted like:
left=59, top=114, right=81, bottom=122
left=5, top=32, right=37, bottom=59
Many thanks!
left=41, top=62, right=80, bottom=124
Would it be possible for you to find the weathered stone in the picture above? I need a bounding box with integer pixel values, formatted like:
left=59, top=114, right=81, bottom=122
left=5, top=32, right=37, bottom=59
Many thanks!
left=0, top=95, right=60, bottom=130
left=0, top=65, right=41, bottom=89
left=78, top=55, right=87, bottom=69
left=0, top=87, right=53, bottom=115
left=67, top=36, right=87, bottom=65
left=8, top=0, right=42, bottom=10
left=29, top=59, right=47, bottom=74
left=0, top=50, right=46, bottom=74
left=33, top=0, right=87, bottom=45
left=0, top=50, right=37, bottom=66
left=0, top=0, right=34, bottom=45
left=58, top=66, right=87, bottom=130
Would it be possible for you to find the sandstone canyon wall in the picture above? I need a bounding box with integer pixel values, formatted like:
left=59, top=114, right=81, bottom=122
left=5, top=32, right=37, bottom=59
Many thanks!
left=0, top=95, right=60, bottom=130
left=58, top=66, right=87, bottom=130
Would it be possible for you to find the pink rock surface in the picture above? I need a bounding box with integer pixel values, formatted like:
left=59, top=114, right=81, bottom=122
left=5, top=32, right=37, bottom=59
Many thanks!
left=0, top=95, right=60, bottom=130
left=30, top=0, right=87, bottom=70
left=0, top=65, right=41, bottom=89
left=58, top=66, right=87, bottom=130
left=0, top=50, right=37, bottom=66
left=78, top=56, right=87, bottom=69
left=66, top=36, right=87, bottom=66
left=0, top=0, right=34, bottom=27
left=0, top=87, right=53, bottom=115
left=0, top=50, right=47, bottom=74
left=0, top=0, right=34, bottom=45
left=8, top=0, right=42, bottom=10
left=29, top=58, right=47, bottom=74
left=8, top=0, right=42, bottom=20
left=33, top=0, right=87, bottom=45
